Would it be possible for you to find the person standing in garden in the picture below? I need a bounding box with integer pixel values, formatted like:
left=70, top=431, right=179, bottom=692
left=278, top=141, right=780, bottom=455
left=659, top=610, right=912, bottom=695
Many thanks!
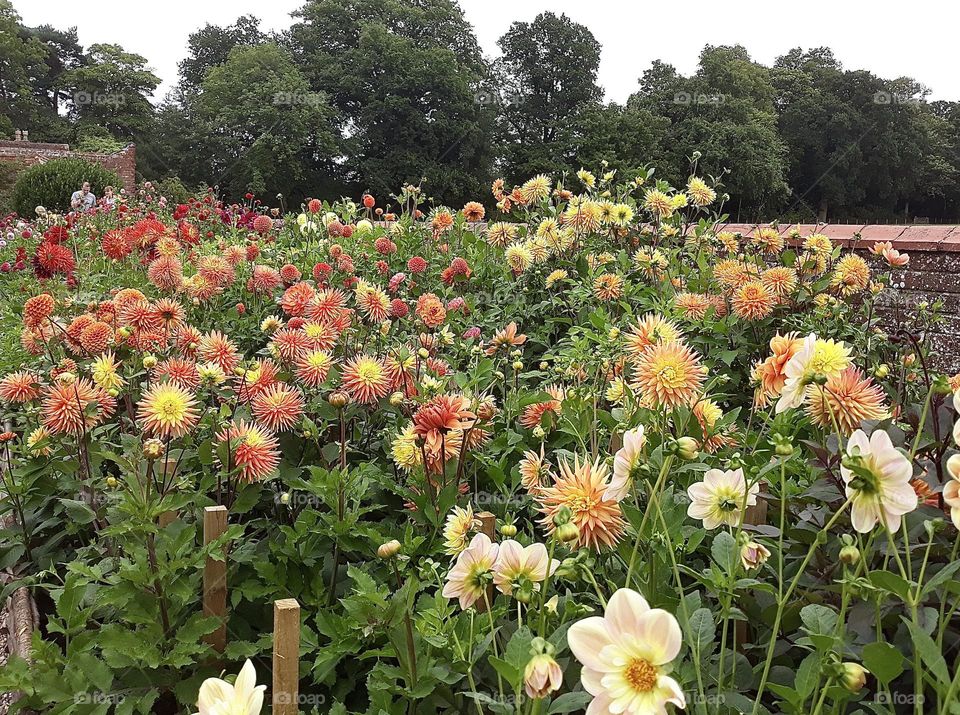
left=70, top=181, right=96, bottom=210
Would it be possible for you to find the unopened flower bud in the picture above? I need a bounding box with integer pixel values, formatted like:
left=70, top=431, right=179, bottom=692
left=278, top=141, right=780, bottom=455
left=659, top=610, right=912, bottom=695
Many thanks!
left=839, top=544, right=860, bottom=565
left=328, top=391, right=349, bottom=409
left=142, top=355, right=157, bottom=369
left=608, top=327, right=620, bottom=340
left=523, top=652, right=562, bottom=699
left=57, top=371, right=76, bottom=385
left=839, top=662, right=869, bottom=693
left=874, top=363, right=889, bottom=379
left=142, top=438, right=164, bottom=461
left=106, top=476, right=118, bottom=488
left=499, top=523, right=517, bottom=537
left=556, top=522, right=579, bottom=543
left=740, top=539, right=771, bottom=570
left=279, top=492, right=291, bottom=505
left=512, top=360, right=523, bottom=371
left=377, top=539, right=401, bottom=559
left=417, top=348, right=430, bottom=359
left=553, top=506, right=573, bottom=526
left=389, top=391, right=404, bottom=407
left=675, top=436, right=699, bottom=461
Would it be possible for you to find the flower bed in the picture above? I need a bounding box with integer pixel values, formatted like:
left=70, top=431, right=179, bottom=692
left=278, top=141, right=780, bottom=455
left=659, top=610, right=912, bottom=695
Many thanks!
left=0, top=170, right=957, bottom=715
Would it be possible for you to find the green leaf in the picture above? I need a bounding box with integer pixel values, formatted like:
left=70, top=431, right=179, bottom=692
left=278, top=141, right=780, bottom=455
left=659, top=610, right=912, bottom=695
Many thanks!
left=869, top=571, right=914, bottom=603
left=861, top=641, right=904, bottom=684
left=60, top=498, right=96, bottom=525
left=685, top=607, right=716, bottom=655
left=710, top=531, right=738, bottom=575
left=548, top=691, right=594, bottom=713
left=800, top=604, right=837, bottom=636
left=795, top=651, right=821, bottom=698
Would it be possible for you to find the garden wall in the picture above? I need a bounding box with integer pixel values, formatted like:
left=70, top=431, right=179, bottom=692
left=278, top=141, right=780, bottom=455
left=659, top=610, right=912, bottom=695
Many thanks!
left=720, top=223, right=960, bottom=372
left=0, top=138, right=136, bottom=193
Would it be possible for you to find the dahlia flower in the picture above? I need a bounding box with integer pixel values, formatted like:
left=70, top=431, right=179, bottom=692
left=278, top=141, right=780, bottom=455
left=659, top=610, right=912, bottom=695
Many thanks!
left=686, top=467, right=759, bottom=529
left=137, top=382, right=200, bottom=439
left=841, top=429, right=917, bottom=533
left=538, top=456, right=625, bottom=550
left=606, top=425, right=645, bottom=502
left=442, top=532, right=499, bottom=609
left=568, top=588, right=685, bottom=715
left=193, top=659, right=265, bottom=715
left=492, top=540, right=558, bottom=596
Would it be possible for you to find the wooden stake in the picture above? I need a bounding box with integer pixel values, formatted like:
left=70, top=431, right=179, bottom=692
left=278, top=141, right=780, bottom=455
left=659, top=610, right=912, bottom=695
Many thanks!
left=272, top=598, right=301, bottom=715
left=202, top=505, right=228, bottom=653
left=475, top=511, right=496, bottom=613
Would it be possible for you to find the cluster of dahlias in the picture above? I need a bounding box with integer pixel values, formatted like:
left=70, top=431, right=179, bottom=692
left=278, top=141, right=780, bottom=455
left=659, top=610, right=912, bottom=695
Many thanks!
left=751, top=332, right=888, bottom=434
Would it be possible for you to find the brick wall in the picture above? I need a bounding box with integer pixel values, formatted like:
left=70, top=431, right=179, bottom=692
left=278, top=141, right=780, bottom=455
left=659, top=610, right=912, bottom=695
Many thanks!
left=0, top=140, right=136, bottom=193
left=720, top=223, right=960, bottom=372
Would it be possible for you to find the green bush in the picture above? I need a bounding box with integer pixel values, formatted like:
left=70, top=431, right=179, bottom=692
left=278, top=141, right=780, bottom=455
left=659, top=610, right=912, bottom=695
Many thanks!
left=12, top=157, right=121, bottom=216
left=150, top=175, right=194, bottom=205
left=0, top=159, right=21, bottom=215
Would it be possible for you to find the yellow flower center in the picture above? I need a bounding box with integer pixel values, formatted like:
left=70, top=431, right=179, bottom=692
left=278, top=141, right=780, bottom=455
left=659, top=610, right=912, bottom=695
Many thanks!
left=625, top=658, right=657, bottom=692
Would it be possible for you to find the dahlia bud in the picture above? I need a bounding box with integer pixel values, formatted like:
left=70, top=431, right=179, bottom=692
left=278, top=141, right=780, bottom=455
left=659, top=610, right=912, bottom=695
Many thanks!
left=771, top=432, right=794, bottom=457
left=675, top=436, right=699, bottom=461
left=740, top=538, right=771, bottom=570
left=514, top=581, right=535, bottom=604
left=499, top=523, right=517, bottom=537
left=389, top=392, right=404, bottom=407
left=524, top=639, right=562, bottom=699
left=106, top=476, right=118, bottom=488
left=608, top=327, right=620, bottom=340
left=839, top=543, right=860, bottom=566
left=142, top=438, right=164, bottom=461
left=553, top=506, right=573, bottom=526
left=57, top=371, right=76, bottom=385
left=328, top=391, right=349, bottom=409
left=539, top=361, right=549, bottom=371
left=279, top=492, right=291, bottom=505
left=512, top=360, right=523, bottom=371
left=874, top=363, right=889, bottom=379
left=556, top=522, right=579, bottom=543
left=838, top=662, right=869, bottom=693
left=142, top=355, right=157, bottom=369
left=377, top=539, right=402, bottom=559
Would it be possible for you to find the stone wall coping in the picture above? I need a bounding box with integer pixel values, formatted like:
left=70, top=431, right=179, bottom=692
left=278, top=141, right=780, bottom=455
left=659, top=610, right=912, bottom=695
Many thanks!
left=716, top=222, right=960, bottom=252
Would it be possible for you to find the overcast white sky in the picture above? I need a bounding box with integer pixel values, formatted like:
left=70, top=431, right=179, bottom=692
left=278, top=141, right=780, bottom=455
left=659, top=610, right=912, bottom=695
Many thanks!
left=15, top=0, right=960, bottom=104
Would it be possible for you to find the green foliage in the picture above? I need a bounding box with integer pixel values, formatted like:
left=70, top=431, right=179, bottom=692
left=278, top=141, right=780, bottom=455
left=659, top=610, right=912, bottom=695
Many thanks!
left=12, top=157, right=120, bottom=215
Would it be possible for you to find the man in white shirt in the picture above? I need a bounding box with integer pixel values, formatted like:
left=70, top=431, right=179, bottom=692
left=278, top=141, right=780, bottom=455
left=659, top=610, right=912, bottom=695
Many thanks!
left=70, top=181, right=96, bottom=210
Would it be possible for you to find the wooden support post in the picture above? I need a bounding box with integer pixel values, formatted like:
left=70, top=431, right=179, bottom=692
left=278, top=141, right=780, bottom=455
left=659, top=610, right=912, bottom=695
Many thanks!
left=202, top=505, right=228, bottom=653
left=272, top=599, right=301, bottom=715
left=475, top=511, right=496, bottom=613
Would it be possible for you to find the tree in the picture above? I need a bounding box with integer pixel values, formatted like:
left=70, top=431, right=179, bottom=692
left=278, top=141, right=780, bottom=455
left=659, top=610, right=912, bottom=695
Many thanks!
left=494, top=12, right=603, bottom=180
left=631, top=46, right=789, bottom=217
left=190, top=43, right=340, bottom=200
left=177, top=15, right=265, bottom=97
left=0, top=0, right=48, bottom=137
left=64, top=43, right=159, bottom=140
left=290, top=0, right=493, bottom=204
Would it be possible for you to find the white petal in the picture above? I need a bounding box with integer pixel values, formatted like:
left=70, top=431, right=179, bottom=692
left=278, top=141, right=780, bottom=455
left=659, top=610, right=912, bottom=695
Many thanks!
left=568, top=616, right=614, bottom=671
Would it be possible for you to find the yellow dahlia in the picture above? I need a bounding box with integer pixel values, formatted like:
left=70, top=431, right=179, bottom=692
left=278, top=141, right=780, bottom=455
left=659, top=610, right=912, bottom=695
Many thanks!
left=831, top=254, right=871, bottom=296
left=137, top=382, right=200, bottom=439
left=731, top=281, right=775, bottom=321
left=806, top=367, right=888, bottom=435
left=443, top=504, right=478, bottom=556
left=623, top=314, right=682, bottom=357
left=686, top=177, right=716, bottom=207
left=340, top=354, right=390, bottom=404
left=521, top=175, right=552, bottom=204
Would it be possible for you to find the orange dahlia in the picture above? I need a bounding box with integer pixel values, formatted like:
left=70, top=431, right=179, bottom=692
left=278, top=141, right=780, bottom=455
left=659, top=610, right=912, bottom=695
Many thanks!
left=0, top=371, right=42, bottom=403
left=416, top=293, right=447, bottom=329
left=198, top=331, right=241, bottom=373
left=519, top=385, right=565, bottom=429
left=674, top=292, right=711, bottom=320
left=23, top=293, right=55, bottom=329
left=412, top=394, right=476, bottom=454
left=485, top=322, right=527, bottom=356
left=147, top=255, right=183, bottom=291
left=137, top=382, right=200, bottom=439
left=340, top=354, right=390, bottom=404
left=537, top=456, right=626, bottom=550
left=751, top=332, right=804, bottom=407
left=751, top=226, right=784, bottom=253
left=79, top=321, right=113, bottom=354
left=271, top=328, right=311, bottom=363
left=310, top=288, right=348, bottom=324
left=42, top=378, right=115, bottom=434
left=805, top=367, right=888, bottom=435
left=279, top=282, right=316, bottom=317
left=153, top=357, right=201, bottom=390
left=252, top=384, right=305, bottom=432
left=631, top=340, right=706, bottom=408
left=249, top=265, right=282, bottom=294
left=761, top=267, right=798, bottom=300
left=356, top=284, right=390, bottom=323
left=731, top=281, right=775, bottom=321
left=234, top=359, right=280, bottom=403
left=152, top=298, right=186, bottom=333
left=593, top=273, right=624, bottom=302
left=217, top=420, right=280, bottom=481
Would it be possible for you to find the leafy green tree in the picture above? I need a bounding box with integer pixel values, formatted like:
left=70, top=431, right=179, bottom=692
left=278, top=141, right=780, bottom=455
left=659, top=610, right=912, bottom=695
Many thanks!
left=64, top=43, right=159, bottom=140
left=190, top=43, right=340, bottom=200
left=631, top=46, right=788, bottom=217
left=177, top=15, right=265, bottom=97
left=290, top=0, right=493, bottom=204
left=494, top=12, right=603, bottom=181
left=0, top=0, right=49, bottom=138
